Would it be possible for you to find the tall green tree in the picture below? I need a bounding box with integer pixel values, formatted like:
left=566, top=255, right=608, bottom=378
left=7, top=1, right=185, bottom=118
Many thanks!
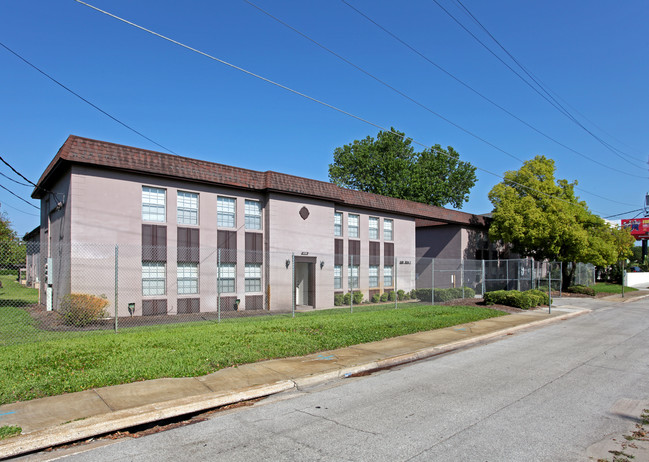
left=328, top=129, right=477, bottom=208
left=488, top=156, right=634, bottom=287
left=0, top=212, right=26, bottom=269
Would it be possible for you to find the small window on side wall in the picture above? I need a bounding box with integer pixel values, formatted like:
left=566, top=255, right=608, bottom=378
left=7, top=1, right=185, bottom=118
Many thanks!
left=369, top=217, right=379, bottom=240
left=334, top=212, right=342, bottom=237
left=348, top=214, right=359, bottom=238
left=217, top=197, right=236, bottom=228
left=245, top=200, right=262, bottom=230
left=177, top=191, right=198, bottom=225
left=384, top=219, right=393, bottom=241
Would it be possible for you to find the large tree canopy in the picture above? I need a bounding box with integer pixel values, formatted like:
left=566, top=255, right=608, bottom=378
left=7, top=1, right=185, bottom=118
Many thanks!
left=0, top=212, right=26, bottom=269
left=328, top=129, right=477, bottom=208
left=488, top=155, right=634, bottom=287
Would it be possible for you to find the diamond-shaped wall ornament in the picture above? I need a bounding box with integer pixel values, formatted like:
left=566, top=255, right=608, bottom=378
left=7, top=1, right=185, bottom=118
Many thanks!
left=299, top=206, right=310, bottom=220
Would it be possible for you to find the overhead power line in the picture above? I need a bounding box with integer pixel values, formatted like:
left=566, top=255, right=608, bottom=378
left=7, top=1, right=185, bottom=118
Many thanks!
left=440, top=0, right=647, bottom=168
left=340, top=0, right=647, bottom=184
left=0, top=41, right=177, bottom=156
left=0, top=183, right=39, bottom=209
left=603, top=208, right=644, bottom=219
left=74, top=0, right=627, bottom=217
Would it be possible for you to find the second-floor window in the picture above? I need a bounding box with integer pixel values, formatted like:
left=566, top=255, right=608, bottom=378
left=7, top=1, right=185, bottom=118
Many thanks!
left=348, top=214, right=359, bottom=238
left=217, top=197, right=236, bottom=228
left=384, top=219, right=393, bottom=241
left=177, top=191, right=198, bottom=225
left=369, top=217, right=379, bottom=240
left=245, top=200, right=262, bottom=230
left=142, top=186, right=166, bottom=222
left=334, top=265, right=342, bottom=289
left=369, top=265, right=379, bottom=287
left=334, top=212, right=342, bottom=236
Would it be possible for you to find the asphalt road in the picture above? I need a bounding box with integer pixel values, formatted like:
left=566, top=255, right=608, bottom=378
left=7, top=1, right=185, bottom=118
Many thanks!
left=37, top=297, right=649, bottom=461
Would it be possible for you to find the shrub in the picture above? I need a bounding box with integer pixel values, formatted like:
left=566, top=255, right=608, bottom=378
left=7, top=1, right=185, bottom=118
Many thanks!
left=484, top=290, right=546, bottom=309
left=565, top=285, right=595, bottom=296
left=342, top=293, right=351, bottom=305
left=353, top=291, right=364, bottom=304
left=388, top=291, right=396, bottom=301
left=59, top=293, right=109, bottom=327
left=334, top=293, right=344, bottom=306
left=380, top=292, right=389, bottom=302
left=397, top=289, right=406, bottom=301
left=525, top=289, right=549, bottom=305
left=371, top=294, right=380, bottom=303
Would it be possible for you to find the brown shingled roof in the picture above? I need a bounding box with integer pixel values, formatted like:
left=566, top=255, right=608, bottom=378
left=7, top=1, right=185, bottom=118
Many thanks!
left=34, top=135, right=487, bottom=227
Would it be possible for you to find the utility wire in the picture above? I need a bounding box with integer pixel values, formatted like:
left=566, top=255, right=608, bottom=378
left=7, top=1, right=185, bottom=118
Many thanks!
left=447, top=0, right=647, bottom=168
left=244, top=0, right=523, bottom=163
left=0, top=200, right=40, bottom=217
left=0, top=183, right=39, bottom=209
left=603, top=208, right=644, bottom=219
left=0, top=41, right=178, bottom=156
left=75, top=0, right=627, bottom=217
left=0, top=170, right=31, bottom=187
left=340, top=0, right=647, bottom=184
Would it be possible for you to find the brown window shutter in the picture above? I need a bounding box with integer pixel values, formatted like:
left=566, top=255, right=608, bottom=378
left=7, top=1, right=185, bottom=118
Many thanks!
left=245, top=233, right=263, bottom=263
left=218, top=230, right=237, bottom=263
left=369, top=241, right=380, bottom=266
left=384, top=242, right=394, bottom=266
left=143, top=224, right=167, bottom=262
left=334, top=239, right=343, bottom=266
left=178, top=228, right=199, bottom=263
left=348, top=240, right=360, bottom=266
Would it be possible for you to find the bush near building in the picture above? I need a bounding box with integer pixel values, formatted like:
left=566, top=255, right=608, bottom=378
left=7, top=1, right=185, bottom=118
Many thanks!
left=59, top=294, right=109, bottom=327
left=483, top=289, right=547, bottom=309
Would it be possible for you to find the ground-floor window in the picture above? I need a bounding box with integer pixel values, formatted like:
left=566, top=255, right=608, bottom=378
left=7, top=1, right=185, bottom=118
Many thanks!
left=177, top=263, right=198, bottom=294
left=369, top=265, right=379, bottom=288
left=142, top=262, right=166, bottom=296
left=218, top=263, right=236, bottom=293
left=348, top=265, right=359, bottom=289
left=245, top=263, right=262, bottom=292
left=334, top=265, right=342, bottom=289
left=384, top=265, right=393, bottom=287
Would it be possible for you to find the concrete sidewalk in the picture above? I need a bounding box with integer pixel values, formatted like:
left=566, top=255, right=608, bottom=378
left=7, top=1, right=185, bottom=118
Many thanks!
left=0, top=307, right=589, bottom=459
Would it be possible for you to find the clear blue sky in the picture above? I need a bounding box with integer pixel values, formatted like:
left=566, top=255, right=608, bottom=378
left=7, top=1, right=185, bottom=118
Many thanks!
left=1, top=0, right=647, bottom=237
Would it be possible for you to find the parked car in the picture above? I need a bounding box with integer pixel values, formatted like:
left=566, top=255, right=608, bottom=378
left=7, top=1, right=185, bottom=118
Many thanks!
left=628, top=266, right=642, bottom=272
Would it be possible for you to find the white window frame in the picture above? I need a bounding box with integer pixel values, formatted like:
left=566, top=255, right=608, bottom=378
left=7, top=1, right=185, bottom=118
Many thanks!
left=348, top=265, right=359, bottom=289
left=369, top=217, right=379, bottom=240
left=142, top=186, right=166, bottom=222
left=384, top=219, right=393, bottom=241
left=218, top=263, right=236, bottom=293
left=245, top=200, right=262, bottom=230
left=334, top=265, right=342, bottom=290
left=334, top=212, right=343, bottom=237
left=245, top=263, right=262, bottom=292
left=177, top=191, right=199, bottom=225
left=142, top=262, right=166, bottom=296
left=348, top=214, right=359, bottom=238
left=177, top=263, right=199, bottom=295
left=384, top=265, right=393, bottom=287
left=369, top=265, right=379, bottom=288
left=217, top=197, right=236, bottom=228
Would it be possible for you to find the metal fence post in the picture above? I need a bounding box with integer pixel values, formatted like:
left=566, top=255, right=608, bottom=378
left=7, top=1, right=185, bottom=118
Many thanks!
left=506, top=259, right=509, bottom=291
left=432, top=258, right=436, bottom=305
left=530, top=258, right=534, bottom=290
left=548, top=263, right=552, bottom=314
left=559, top=262, right=563, bottom=297
left=394, top=255, right=398, bottom=309
left=461, top=259, right=465, bottom=298
left=292, top=253, right=296, bottom=317
left=114, top=244, right=118, bottom=333
left=481, top=259, right=485, bottom=297
left=217, top=249, right=221, bottom=323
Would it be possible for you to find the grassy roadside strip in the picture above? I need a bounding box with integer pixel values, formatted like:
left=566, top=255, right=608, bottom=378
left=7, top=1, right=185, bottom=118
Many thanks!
left=0, top=304, right=506, bottom=405
left=592, top=282, right=638, bottom=294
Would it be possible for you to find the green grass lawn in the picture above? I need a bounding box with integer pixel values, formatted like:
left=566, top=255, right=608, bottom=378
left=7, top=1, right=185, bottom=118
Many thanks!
left=592, top=282, right=638, bottom=294
left=0, top=299, right=506, bottom=405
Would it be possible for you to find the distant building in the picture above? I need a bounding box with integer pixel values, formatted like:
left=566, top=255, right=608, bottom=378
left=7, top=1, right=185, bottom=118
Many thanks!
left=22, top=226, right=41, bottom=289
left=32, top=135, right=493, bottom=316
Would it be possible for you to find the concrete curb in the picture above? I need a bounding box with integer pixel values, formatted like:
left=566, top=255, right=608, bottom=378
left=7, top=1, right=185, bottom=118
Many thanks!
left=0, top=308, right=589, bottom=459
left=0, top=381, right=295, bottom=459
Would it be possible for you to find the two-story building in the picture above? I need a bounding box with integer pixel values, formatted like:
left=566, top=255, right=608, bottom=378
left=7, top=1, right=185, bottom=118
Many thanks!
left=33, top=135, right=490, bottom=316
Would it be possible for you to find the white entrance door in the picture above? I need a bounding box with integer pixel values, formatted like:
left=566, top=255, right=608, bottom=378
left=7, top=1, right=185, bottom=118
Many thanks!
left=295, top=262, right=310, bottom=306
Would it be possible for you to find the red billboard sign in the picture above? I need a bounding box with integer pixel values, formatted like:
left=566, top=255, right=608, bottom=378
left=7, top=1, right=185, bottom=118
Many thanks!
left=621, top=217, right=649, bottom=240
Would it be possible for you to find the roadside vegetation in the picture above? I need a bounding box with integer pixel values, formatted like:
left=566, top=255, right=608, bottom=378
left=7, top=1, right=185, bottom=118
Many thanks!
left=0, top=299, right=506, bottom=405
left=0, top=425, right=21, bottom=440
left=592, top=282, right=638, bottom=295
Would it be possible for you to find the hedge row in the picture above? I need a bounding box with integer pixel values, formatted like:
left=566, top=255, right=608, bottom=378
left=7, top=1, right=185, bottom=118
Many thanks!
left=483, top=289, right=549, bottom=309
left=565, top=285, right=595, bottom=296
left=410, top=287, right=476, bottom=303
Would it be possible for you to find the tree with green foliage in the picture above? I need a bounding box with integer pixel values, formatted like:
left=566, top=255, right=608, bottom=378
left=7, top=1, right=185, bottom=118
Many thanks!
left=488, top=155, right=634, bottom=288
left=328, top=128, right=477, bottom=208
left=0, top=213, right=26, bottom=270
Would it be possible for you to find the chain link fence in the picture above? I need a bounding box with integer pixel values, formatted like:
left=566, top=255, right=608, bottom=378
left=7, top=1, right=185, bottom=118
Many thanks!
left=1, top=240, right=595, bottom=346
